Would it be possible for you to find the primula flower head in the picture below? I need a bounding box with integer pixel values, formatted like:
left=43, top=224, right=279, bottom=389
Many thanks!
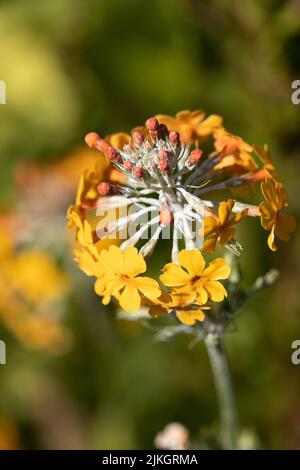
left=68, top=108, right=295, bottom=326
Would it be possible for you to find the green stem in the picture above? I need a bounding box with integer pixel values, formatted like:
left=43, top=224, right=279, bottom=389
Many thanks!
left=205, top=333, right=238, bottom=449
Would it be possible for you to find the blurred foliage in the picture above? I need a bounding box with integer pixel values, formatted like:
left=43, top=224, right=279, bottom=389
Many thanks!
left=0, top=0, right=300, bottom=450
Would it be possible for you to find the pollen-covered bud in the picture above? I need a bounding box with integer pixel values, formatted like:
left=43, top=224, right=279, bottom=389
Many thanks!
left=97, top=182, right=121, bottom=196
left=146, top=117, right=159, bottom=131
left=169, top=130, right=180, bottom=145
left=132, top=131, right=144, bottom=146
left=160, top=206, right=173, bottom=225
left=159, top=149, right=171, bottom=172
left=188, top=149, right=203, bottom=166
left=124, top=161, right=133, bottom=172
left=134, top=165, right=144, bottom=179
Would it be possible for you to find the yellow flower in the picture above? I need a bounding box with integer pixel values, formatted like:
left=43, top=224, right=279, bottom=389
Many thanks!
left=148, top=291, right=208, bottom=326
left=202, top=199, right=248, bottom=253
left=160, top=249, right=230, bottom=304
left=156, top=109, right=222, bottom=143
left=259, top=179, right=296, bottom=251
left=94, top=246, right=161, bottom=313
left=213, top=128, right=257, bottom=171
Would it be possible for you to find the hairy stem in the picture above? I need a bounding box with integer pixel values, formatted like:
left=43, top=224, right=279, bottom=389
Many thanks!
left=205, top=334, right=238, bottom=449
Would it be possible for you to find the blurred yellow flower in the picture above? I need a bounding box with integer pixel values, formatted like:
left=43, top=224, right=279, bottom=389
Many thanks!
left=5, top=250, right=69, bottom=303
left=156, top=109, right=222, bottom=143
left=0, top=226, right=71, bottom=353
left=202, top=199, right=248, bottom=253
left=259, top=179, right=296, bottom=251
left=94, top=246, right=161, bottom=312
left=160, top=249, right=230, bottom=304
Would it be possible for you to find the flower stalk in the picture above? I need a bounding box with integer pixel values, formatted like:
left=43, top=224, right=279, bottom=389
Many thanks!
left=205, top=333, right=238, bottom=450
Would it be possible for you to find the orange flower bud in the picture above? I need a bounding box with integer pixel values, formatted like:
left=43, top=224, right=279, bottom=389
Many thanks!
left=146, top=117, right=159, bottom=131
left=188, top=149, right=203, bottom=165
left=134, top=166, right=144, bottom=179
left=132, top=131, right=144, bottom=145
left=124, top=161, right=133, bottom=172
left=85, top=132, right=101, bottom=148
left=97, top=182, right=121, bottom=196
left=169, top=130, right=180, bottom=144
left=160, top=207, right=173, bottom=225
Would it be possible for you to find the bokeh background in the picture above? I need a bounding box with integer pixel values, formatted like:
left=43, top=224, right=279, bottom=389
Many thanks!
left=0, top=0, right=300, bottom=450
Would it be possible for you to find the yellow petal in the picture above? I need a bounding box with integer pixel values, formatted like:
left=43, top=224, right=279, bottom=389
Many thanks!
left=202, top=236, right=218, bottom=254
left=160, top=263, right=190, bottom=287
left=178, top=249, right=205, bottom=277
left=205, top=280, right=227, bottom=301
left=203, top=216, right=220, bottom=236
left=134, top=276, right=161, bottom=299
left=119, top=285, right=141, bottom=313
left=202, top=258, right=231, bottom=280
left=74, top=249, right=97, bottom=276
left=195, top=286, right=208, bottom=304
left=218, top=200, right=234, bottom=225
left=109, top=132, right=130, bottom=149
left=99, top=245, right=122, bottom=273
left=259, top=202, right=275, bottom=230
left=176, top=309, right=205, bottom=326
left=229, top=208, right=248, bottom=226
left=267, top=225, right=277, bottom=251
left=123, top=247, right=146, bottom=277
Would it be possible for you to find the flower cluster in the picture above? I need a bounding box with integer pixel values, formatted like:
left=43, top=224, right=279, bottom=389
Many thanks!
left=68, top=109, right=295, bottom=326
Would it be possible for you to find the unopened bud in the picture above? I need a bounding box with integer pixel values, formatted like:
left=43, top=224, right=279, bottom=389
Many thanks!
left=97, top=182, right=121, bottom=196
left=169, top=130, right=180, bottom=145
left=124, top=161, right=133, bottom=172
left=85, top=132, right=120, bottom=161
left=132, top=131, right=144, bottom=145
left=159, top=149, right=171, bottom=172
left=188, top=149, right=203, bottom=165
left=146, top=117, right=159, bottom=131
left=160, top=207, right=173, bottom=225
left=134, top=166, right=144, bottom=179
left=85, top=132, right=101, bottom=148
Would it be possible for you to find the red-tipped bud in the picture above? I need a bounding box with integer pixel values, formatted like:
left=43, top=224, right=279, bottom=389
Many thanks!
left=85, top=132, right=101, bottom=148
left=124, top=161, right=133, bottom=172
left=169, top=130, right=180, bottom=145
left=146, top=117, right=159, bottom=131
left=132, top=131, right=144, bottom=145
left=134, top=166, right=144, bottom=179
left=85, top=133, right=120, bottom=161
left=97, top=182, right=121, bottom=196
left=188, top=149, right=203, bottom=165
left=159, top=149, right=171, bottom=172
left=97, top=182, right=111, bottom=196
left=160, top=206, right=173, bottom=225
